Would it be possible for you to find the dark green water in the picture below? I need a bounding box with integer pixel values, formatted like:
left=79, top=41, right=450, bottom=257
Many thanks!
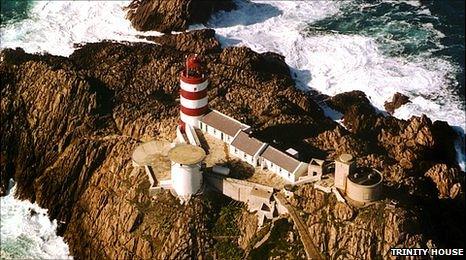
left=305, top=0, right=465, bottom=100
left=0, top=0, right=33, bottom=25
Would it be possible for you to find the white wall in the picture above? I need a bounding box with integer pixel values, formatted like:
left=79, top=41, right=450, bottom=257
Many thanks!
left=229, top=145, right=258, bottom=166
left=346, top=180, right=382, bottom=203
left=171, top=163, right=203, bottom=197
left=261, top=158, right=294, bottom=183
left=335, top=161, right=351, bottom=190
left=199, top=122, right=232, bottom=143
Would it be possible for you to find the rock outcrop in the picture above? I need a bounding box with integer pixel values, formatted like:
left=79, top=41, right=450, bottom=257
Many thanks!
left=125, top=0, right=235, bottom=32
left=384, top=92, right=410, bottom=114
left=1, top=29, right=465, bottom=259
left=425, top=163, right=464, bottom=199
left=290, top=186, right=426, bottom=259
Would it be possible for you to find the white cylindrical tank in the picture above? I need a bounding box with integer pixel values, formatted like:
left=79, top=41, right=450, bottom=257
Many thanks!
left=171, top=163, right=203, bottom=197
left=168, top=144, right=206, bottom=199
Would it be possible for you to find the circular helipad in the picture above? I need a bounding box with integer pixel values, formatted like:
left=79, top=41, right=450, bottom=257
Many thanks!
left=132, top=140, right=172, bottom=166
left=168, top=144, right=206, bottom=165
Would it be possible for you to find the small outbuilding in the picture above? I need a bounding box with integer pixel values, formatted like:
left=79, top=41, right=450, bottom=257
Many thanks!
left=303, top=158, right=325, bottom=182
left=247, top=186, right=277, bottom=226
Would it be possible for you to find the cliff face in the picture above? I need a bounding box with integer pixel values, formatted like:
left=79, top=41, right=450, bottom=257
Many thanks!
left=125, top=0, right=235, bottom=32
left=1, top=29, right=464, bottom=259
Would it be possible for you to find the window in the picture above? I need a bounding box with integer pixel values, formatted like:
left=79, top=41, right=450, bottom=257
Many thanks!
left=313, top=171, right=317, bottom=176
left=213, top=129, right=216, bottom=134
left=194, top=87, right=197, bottom=91
left=234, top=148, right=238, bottom=153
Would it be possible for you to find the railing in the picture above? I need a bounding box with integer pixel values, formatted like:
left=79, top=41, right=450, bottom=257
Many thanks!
left=185, top=124, right=201, bottom=146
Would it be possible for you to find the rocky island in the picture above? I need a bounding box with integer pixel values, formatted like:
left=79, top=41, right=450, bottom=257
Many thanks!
left=1, top=0, right=464, bottom=259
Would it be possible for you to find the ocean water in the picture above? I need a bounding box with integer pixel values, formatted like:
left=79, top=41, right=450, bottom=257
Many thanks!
left=0, top=0, right=465, bottom=257
left=0, top=0, right=161, bottom=56
left=203, top=0, right=465, bottom=167
left=0, top=183, right=72, bottom=259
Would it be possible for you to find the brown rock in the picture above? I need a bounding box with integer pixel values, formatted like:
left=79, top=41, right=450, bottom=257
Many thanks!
left=146, top=28, right=221, bottom=54
left=1, top=29, right=464, bottom=259
left=425, top=164, right=464, bottom=199
left=333, top=202, right=354, bottom=221
left=237, top=210, right=258, bottom=249
left=125, top=0, right=235, bottom=32
left=384, top=92, right=410, bottom=114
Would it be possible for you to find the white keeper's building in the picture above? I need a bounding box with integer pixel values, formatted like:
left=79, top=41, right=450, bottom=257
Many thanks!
left=259, top=145, right=308, bottom=183
left=199, top=110, right=250, bottom=143
left=198, top=109, right=310, bottom=184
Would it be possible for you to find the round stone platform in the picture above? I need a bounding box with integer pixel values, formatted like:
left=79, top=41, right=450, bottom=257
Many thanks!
left=168, top=144, right=206, bottom=165
left=132, top=140, right=172, bottom=167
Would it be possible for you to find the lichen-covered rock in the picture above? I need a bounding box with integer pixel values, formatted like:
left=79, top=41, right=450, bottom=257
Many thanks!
left=0, top=30, right=324, bottom=258
left=295, top=185, right=426, bottom=260
left=237, top=210, right=258, bottom=250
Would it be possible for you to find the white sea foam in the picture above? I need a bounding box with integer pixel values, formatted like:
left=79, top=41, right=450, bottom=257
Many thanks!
left=0, top=2, right=464, bottom=257
left=202, top=0, right=465, bottom=166
left=0, top=183, right=72, bottom=259
left=0, top=1, right=161, bottom=56
left=2, top=1, right=462, bottom=134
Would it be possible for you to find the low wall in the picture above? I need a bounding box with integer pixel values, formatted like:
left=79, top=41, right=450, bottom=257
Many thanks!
left=205, top=175, right=252, bottom=202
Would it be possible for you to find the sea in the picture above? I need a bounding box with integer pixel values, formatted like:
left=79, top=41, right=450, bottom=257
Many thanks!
left=0, top=0, right=464, bottom=258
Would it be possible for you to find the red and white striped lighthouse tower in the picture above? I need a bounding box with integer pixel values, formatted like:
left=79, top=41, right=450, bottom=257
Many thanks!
left=179, top=54, right=209, bottom=132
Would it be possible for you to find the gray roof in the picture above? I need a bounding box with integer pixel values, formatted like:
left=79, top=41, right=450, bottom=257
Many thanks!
left=230, top=131, right=265, bottom=156
left=200, top=110, right=246, bottom=137
left=261, top=146, right=301, bottom=173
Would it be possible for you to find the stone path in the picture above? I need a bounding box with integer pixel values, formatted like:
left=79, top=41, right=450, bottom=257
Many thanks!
left=274, top=193, right=323, bottom=260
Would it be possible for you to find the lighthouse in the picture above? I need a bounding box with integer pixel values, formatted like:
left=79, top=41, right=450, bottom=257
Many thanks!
left=179, top=54, right=209, bottom=132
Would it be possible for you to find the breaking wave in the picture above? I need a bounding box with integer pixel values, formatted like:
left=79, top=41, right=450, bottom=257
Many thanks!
left=204, top=0, right=465, bottom=168
left=0, top=182, right=72, bottom=259
left=0, top=0, right=161, bottom=56
left=0, top=1, right=464, bottom=257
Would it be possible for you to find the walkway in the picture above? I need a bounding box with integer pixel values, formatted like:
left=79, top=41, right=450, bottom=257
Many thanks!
left=274, top=193, right=323, bottom=260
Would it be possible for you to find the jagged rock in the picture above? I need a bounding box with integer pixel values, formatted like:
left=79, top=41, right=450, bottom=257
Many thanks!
left=298, top=184, right=426, bottom=259
left=125, top=0, right=235, bottom=32
left=1, top=29, right=464, bottom=259
left=333, top=202, right=354, bottom=221
left=425, top=164, right=464, bottom=199
left=306, top=125, right=369, bottom=159
left=384, top=92, right=410, bottom=114
left=237, top=210, right=258, bottom=250
left=0, top=30, right=322, bottom=258
left=146, top=28, right=221, bottom=54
